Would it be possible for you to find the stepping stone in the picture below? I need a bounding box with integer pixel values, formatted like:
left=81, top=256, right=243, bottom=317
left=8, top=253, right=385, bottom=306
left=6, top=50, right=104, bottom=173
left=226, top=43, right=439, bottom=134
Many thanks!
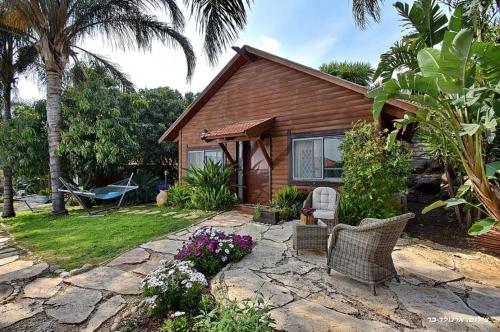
left=0, top=298, right=43, bottom=329
left=83, top=295, right=126, bottom=332
left=160, top=211, right=174, bottom=216
left=141, top=239, right=183, bottom=255
left=262, top=258, right=316, bottom=275
left=213, top=268, right=293, bottom=308
left=145, top=211, right=161, bottom=215
left=0, top=237, right=9, bottom=244
left=264, top=222, right=294, bottom=242
left=267, top=273, right=321, bottom=298
left=0, top=262, right=48, bottom=283
left=0, top=255, right=18, bottom=266
left=465, top=281, right=500, bottom=321
left=0, top=283, right=14, bottom=301
left=270, top=299, right=397, bottom=332
left=136, top=210, right=151, bottom=215
left=393, top=250, right=463, bottom=284
left=23, top=277, right=62, bottom=298
left=173, top=213, right=189, bottom=218
left=236, top=223, right=270, bottom=241
left=390, top=283, right=497, bottom=331
left=0, top=261, right=33, bottom=277
left=45, top=286, right=102, bottom=324
left=0, top=251, right=19, bottom=259
left=307, top=292, right=359, bottom=315
left=108, top=248, right=150, bottom=266
left=237, top=240, right=286, bottom=270
left=132, top=254, right=171, bottom=276
left=65, top=266, right=142, bottom=295
left=0, top=247, right=17, bottom=255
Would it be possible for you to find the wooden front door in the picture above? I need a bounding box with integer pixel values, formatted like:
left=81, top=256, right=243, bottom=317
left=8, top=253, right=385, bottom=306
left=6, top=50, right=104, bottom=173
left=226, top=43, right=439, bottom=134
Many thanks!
left=243, top=139, right=271, bottom=204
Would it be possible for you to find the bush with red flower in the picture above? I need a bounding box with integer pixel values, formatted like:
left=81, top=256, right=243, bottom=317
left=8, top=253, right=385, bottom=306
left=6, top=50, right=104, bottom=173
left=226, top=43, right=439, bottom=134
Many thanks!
left=175, top=227, right=253, bottom=277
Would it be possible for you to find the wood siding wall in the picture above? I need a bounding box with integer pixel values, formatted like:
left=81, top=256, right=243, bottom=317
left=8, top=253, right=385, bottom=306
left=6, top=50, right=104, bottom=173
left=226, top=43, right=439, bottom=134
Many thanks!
left=179, top=58, right=381, bottom=199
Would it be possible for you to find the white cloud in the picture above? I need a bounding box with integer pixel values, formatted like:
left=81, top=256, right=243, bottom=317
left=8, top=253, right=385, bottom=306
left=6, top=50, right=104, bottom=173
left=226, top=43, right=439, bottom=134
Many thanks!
left=258, top=36, right=281, bottom=54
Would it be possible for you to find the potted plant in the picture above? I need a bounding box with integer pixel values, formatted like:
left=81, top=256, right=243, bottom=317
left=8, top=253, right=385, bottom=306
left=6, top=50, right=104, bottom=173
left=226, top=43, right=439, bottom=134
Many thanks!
left=253, top=203, right=280, bottom=225
left=300, top=207, right=316, bottom=225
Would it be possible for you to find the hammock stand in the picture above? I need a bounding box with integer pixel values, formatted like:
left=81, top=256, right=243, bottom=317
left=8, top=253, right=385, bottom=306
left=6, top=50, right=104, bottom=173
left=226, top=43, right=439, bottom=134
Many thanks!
left=13, top=194, right=51, bottom=213
left=58, top=173, right=138, bottom=216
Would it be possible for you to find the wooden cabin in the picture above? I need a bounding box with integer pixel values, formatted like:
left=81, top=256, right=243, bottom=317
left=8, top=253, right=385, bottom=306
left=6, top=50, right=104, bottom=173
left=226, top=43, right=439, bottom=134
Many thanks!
left=159, top=45, right=416, bottom=205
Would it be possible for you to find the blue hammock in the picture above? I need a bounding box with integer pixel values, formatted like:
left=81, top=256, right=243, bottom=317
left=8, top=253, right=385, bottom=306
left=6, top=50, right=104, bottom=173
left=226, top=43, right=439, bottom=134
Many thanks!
left=59, top=174, right=138, bottom=215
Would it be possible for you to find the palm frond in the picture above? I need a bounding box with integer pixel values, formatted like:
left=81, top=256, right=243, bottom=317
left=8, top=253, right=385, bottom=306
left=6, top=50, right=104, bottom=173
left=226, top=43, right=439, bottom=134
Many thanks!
left=352, top=0, right=383, bottom=30
left=394, top=0, right=448, bottom=46
left=185, top=0, right=251, bottom=66
left=72, top=46, right=134, bottom=92
left=373, top=39, right=423, bottom=81
left=319, top=60, right=373, bottom=86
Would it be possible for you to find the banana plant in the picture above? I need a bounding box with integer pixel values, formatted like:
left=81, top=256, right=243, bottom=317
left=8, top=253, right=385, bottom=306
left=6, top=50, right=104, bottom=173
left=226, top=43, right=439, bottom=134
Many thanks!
left=368, top=6, right=500, bottom=235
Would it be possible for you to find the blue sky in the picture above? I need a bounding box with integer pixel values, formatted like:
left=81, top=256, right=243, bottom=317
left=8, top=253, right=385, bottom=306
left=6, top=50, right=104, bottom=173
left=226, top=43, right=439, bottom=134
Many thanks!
left=18, top=0, right=406, bottom=100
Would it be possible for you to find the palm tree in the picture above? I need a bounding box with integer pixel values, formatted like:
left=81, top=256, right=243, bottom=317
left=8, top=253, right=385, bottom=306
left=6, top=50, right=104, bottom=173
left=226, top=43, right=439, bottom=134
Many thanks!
left=351, top=0, right=383, bottom=29
left=319, top=60, right=373, bottom=86
left=1, top=0, right=250, bottom=215
left=0, top=31, right=38, bottom=218
left=373, top=0, right=448, bottom=81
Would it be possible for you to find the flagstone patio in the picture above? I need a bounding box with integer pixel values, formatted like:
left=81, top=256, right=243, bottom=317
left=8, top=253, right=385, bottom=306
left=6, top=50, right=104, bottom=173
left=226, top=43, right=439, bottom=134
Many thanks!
left=0, top=211, right=499, bottom=331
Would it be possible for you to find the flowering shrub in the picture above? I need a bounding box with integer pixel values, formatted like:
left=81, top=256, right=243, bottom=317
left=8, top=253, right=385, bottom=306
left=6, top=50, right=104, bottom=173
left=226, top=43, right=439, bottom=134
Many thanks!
left=142, top=260, right=207, bottom=317
left=175, top=227, right=253, bottom=277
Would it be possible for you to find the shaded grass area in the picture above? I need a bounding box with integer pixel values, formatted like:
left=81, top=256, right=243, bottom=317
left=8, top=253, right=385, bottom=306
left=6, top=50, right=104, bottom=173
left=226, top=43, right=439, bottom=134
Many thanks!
left=2, top=204, right=210, bottom=270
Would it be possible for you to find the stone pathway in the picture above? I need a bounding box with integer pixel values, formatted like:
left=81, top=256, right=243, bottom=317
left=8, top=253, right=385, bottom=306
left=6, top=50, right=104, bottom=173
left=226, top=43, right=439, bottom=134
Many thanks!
left=1, top=211, right=499, bottom=331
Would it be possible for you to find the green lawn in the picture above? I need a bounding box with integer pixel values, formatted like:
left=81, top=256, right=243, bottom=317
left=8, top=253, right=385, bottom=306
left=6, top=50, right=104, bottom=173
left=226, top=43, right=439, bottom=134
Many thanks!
left=2, top=204, right=210, bottom=270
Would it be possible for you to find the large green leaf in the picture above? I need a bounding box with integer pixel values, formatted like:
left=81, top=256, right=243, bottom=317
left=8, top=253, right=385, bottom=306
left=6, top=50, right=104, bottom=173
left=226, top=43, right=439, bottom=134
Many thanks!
left=447, top=4, right=463, bottom=32
left=422, top=197, right=467, bottom=214
left=418, top=48, right=440, bottom=78
left=440, top=29, right=474, bottom=89
left=485, top=161, right=500, bottom=178
left=472, top=42, right=500, bottom=82
left=468, top=218, right=497, bottom=236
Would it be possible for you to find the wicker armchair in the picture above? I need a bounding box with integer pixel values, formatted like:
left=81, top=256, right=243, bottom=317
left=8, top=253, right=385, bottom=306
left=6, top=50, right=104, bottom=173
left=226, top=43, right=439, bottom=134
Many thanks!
left=326, top=213, right=415, bottom=295
left=303, top=187, right=340, bottom=230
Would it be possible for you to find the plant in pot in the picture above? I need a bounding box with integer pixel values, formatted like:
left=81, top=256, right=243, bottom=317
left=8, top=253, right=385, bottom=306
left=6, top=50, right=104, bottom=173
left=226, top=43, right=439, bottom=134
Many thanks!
left=300, top=207, right=316, bottom=225
left=253, top=203, right=280, bottom=225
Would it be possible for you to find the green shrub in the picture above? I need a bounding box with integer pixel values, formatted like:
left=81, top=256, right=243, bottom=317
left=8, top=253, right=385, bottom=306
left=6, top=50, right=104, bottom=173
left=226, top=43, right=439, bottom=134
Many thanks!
left=338, top=122, right=410, bottom=225
left=142, top=260, right=207, bottom=318
left=167, top=183, right=192, bottom=208
left=160, top=315, right=189, bottom=332
left=183, top=160, right=237, bottom=211
left=125, top=170, right=159, bottom=204
left=192, top=296, right=275, bottom=332
left=270, top=186, right=306, bottom=220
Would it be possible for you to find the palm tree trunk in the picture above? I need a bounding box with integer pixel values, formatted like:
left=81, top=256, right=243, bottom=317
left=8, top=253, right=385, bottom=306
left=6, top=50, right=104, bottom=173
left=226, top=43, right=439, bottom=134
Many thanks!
left=1, top=83, right=15, bottom=218
left=46, top=70, right=67, bottom=215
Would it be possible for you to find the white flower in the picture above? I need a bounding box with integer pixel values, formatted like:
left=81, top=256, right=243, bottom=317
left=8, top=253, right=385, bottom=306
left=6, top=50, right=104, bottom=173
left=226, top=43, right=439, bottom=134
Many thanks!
left=172, top=311, right=185, bottom=317
left=224, top=248, right=230, bottom=254
left=229, top=244, right=234, bottom=248
left=186, top=282, right=192, bottom=288
left=221, top=256, right=227, bottom=262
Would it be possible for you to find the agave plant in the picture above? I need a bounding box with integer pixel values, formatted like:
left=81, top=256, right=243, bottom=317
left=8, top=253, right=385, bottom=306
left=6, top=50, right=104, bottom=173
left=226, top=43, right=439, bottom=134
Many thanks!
left=183, top=160, right=236, bottom=210
left=368, top=6, right=500, bottom=235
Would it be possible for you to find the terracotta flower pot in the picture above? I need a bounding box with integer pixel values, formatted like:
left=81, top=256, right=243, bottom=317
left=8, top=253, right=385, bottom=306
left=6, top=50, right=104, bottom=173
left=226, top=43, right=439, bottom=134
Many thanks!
left=156, top=190, right=168, bottom=207
left=300, top=213, right=315, bottom=225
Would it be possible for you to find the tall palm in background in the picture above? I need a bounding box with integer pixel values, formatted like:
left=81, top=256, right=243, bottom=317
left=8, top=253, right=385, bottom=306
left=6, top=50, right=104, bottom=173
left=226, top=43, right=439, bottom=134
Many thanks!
left=373, top=0, right=448, bottom=81
left=0, top=30, right=38, bottom=218
left=0, top=0, right=250, bottom=215
left=319, top=60, right=373, bottom=86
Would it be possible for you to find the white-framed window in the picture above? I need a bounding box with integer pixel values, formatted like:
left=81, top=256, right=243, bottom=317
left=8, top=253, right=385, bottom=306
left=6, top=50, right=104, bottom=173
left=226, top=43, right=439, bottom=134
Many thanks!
left=187, top=149, right=224, bottom=169
left=292, top=136, right=343, bottom=181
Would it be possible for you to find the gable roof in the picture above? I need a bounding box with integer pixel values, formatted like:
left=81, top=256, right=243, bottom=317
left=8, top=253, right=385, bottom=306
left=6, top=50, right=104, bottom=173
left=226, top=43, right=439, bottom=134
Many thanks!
left=159, top=45, right=417, bottom=142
